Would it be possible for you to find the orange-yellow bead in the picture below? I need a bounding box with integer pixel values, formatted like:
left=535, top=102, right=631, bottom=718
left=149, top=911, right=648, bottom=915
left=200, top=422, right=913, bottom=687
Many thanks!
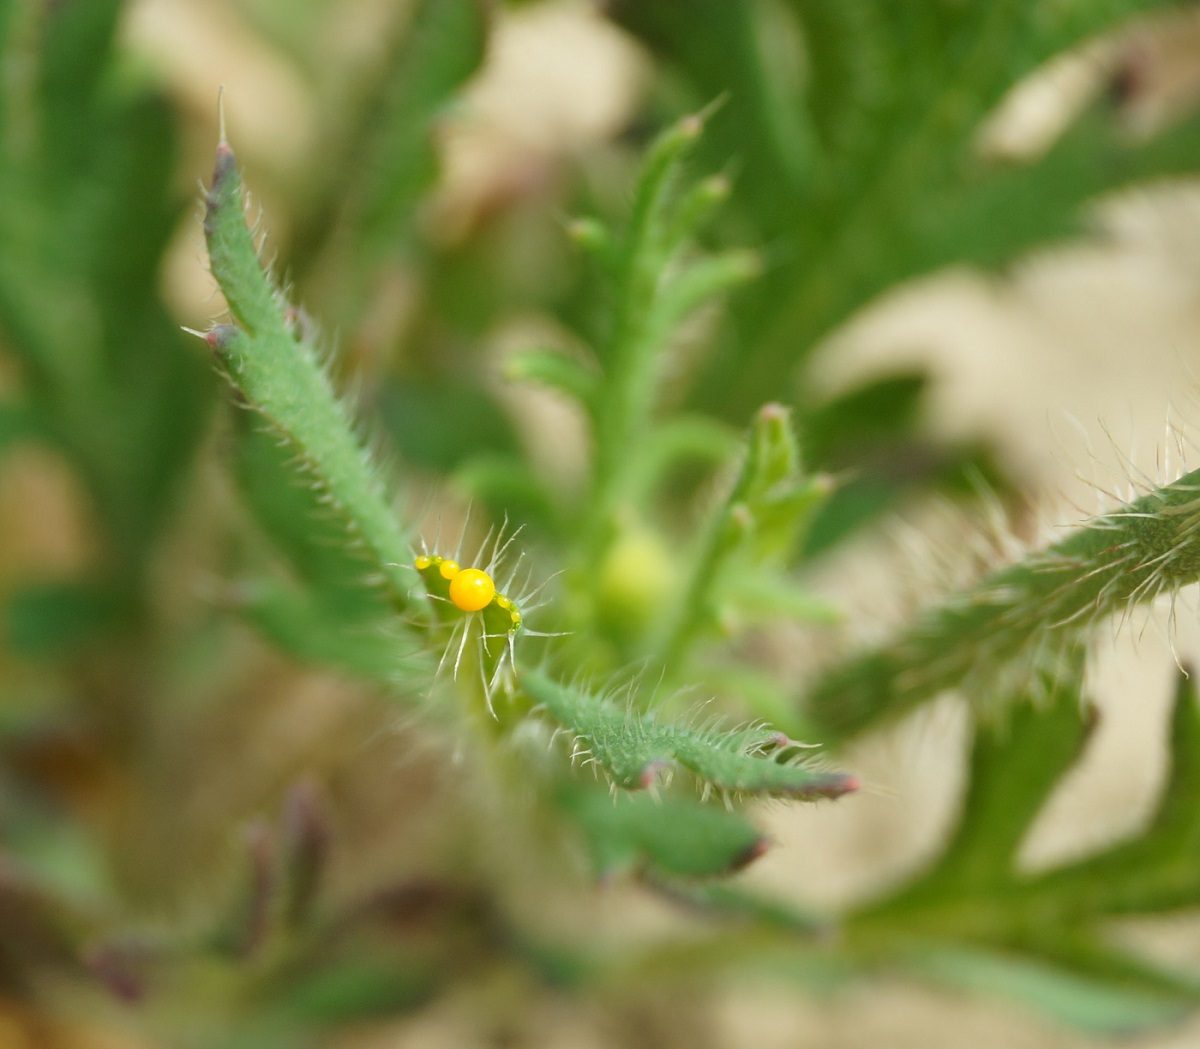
left=438, top=559, right=461, bottom=580
left=414, top=555, right=433, bottom=571
left=448, top=568, right=495, bottom=612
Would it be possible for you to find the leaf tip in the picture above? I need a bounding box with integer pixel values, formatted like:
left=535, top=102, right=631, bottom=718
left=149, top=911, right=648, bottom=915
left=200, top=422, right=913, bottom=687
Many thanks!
left=808, top=772, right=859, bottom=800
left=731, top=836, right=772, bottom=871
left=701, top=173, right=731, bottom=203
left=812, top=472, right=837, bottom=497
left=211, top=140, right=237, bottom=190
left=688, top=93, right=729, bottom=133
left=679, top=112, right=705, bottom=140
left=83, top=940, right=148, bottom=1004
left=638, top=759, right=673, bottom=790
left=204, top=323, right=239, bottom=355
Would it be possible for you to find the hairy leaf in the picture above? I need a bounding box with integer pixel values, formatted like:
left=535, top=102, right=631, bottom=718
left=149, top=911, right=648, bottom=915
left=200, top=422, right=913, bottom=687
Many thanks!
left=204, top=137, right=416, bottom=612
left=523, top=668, right=854, bottom=800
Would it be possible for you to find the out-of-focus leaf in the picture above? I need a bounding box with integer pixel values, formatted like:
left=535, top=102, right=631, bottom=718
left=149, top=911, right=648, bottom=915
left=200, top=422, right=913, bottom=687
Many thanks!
left=379, top=380, right=520, bottom=473
left=909, top=946, right=1190, bottom=1036
left=865, top=668, right=1091, bottom=912
left=652, top=404, right=831, bottom=667
left=5, top=582, right=122, bottom=658
left=505, top=348, right=599, bottom=411
left=290, top=0, right=488, bottom=285
left=627, top=415, right=740, bottom=506
left=558, top=784, right=766, bottom=879
left=238, top=579, right=419, bottom=683
left=803, top=442, right=1005, bottom=558
left=0, top=71, right=213, bottom=584
left=0, top=401, right=36, bottom=451
left=82, top=94, right=183, bottom=335
left=351, top=0, right=487, bottom=264
left=454, top=453, right=562, bottom=537
left=36, top=0, right=123, bottom=180
left=719, top=404, right=818, bottom=562
left=842, top=670, right=1200, bottom=1030
left=614, top=0, right=1200, bottom=423
left=720, top=573, right=839, bottom=625
left=266, top=957, right=436, bottom=1026
left=1035, top=670, right=1200, bottom=913
left=803, top=372, right=928, bottom=466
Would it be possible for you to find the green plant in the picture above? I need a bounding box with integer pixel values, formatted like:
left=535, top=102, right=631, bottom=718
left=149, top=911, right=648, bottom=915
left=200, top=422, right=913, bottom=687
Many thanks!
left=4, top=0, right=1200, bottom=1045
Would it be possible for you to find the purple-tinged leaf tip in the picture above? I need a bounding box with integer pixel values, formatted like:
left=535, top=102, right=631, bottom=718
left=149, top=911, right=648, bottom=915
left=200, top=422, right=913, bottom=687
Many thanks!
left=205, top=324, right=239, bottom=354
left=806, top=773, right=859, bottom=800
left=731, top=836, right=772, bottom=871
left=84, top=940, right=148, bottom=1004
left=639, top=759, right=673, bottom=789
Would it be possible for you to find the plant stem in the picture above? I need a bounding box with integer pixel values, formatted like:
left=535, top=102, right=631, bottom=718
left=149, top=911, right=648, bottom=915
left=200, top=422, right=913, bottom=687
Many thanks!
left=204, top=141, right=416, bottom=612
left=806, top=467, right=1200, bottom=741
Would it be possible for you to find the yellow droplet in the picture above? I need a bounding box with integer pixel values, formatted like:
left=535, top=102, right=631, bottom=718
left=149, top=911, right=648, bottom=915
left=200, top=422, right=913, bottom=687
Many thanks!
left=439, top=559, right=461, bottom=580
left=449, top=568, right=496, bottom=612
left=414, top=555, right=433, bottom=570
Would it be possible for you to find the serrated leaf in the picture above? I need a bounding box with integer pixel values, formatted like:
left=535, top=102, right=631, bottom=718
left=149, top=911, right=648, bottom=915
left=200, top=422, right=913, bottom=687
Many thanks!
left=586, top=108, right=714, bottom=506
left=1034, top=670, right=1200, bottom=914
left=523, top=668, right=854, bottom=800
left=728, top=403, right=829, bottom=563
left=654, top=403, right=831, bottom=667
left=844, top=669, right=1200, bottom=1032
left=874, top=669, right=1093, bottom=907
left=615, top=0, right=1197, bottom=422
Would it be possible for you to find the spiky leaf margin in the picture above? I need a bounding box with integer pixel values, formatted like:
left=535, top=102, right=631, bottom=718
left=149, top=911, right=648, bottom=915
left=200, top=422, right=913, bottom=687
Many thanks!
left=523, top=669, right=855, bottom=800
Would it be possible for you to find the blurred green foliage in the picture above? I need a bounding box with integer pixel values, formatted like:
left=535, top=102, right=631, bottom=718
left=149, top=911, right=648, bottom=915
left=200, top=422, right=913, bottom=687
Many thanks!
left=2, top=0, right=1200, bottom=1045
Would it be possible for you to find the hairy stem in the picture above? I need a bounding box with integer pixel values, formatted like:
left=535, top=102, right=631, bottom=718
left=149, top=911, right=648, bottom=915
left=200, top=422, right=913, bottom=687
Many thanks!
left=807, top=468, right=1200, bottom=741
left=204, top=140, right=415, bottom=612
